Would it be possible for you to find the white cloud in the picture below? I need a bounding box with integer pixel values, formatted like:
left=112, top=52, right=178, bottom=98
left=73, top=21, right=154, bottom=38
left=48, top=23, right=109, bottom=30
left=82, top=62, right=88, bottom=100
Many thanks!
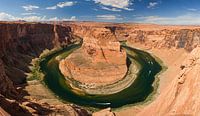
left=21, top=12, right=38, bottom=16
left=48, top=16, right=77, bottom=21
left=135, top=13, right=200, bottom=25
left=93, top=0, right=133, bottom=10
left=46, top=6, right=57, bottom=10
left=0, top=12, right=17, bottom=21
left=62, top=16, right=77, bottom=21
left=0, top=12, right=45, bottom=21
left=187, top=8, right=198, bottom=11
left=0, top=12, right=77, bottom=22
left=22, top=5, right=39, bottom=11
left=96, top=14, right=122, bottom=20
left=147, top=2, right=158, bottom=9
left=96, top=15, right=116, bottom=20
left=101, top=6, right=121, bottom=12
left=47, top=17, right=59, bottom=21
left=22, top=16, right=46, bottom=21
left=57, top=1, right=76, bottom=8
left=46, top=1, right=77, bottom=10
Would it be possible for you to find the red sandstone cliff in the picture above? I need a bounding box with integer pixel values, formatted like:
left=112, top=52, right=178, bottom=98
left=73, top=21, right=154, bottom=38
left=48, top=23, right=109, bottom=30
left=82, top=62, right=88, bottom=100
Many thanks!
left=0, top=22, right=73, bottom=95
left=138, top=46, right=200, bottom=115
left=65, top=22, right=200, bottom=51
left=1, top=21, right=200, bottom=115
left=0, top=22, right=88, bottom=115
left=113, top=25, right=200, bottom=51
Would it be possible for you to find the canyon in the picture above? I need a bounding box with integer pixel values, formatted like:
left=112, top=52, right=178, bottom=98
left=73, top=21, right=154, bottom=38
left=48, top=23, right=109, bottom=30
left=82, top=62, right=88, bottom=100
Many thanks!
left=0, top=21, right=200, bottom=115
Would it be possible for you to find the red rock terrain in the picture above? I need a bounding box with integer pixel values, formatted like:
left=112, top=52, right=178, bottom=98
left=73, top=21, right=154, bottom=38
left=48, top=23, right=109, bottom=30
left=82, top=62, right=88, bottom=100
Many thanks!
left=1, top=21, right=200, bottom=115
left=138, top=46, right=200, bottom=115
left=0, top=22, right=89, bottom=115
left=59, top=27, right=127, bottom=87
left=63, top=22, right=200, bottom=115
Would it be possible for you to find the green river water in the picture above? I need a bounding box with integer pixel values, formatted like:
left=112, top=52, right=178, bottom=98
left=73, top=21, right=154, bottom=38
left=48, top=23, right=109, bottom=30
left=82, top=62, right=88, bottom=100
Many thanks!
left=40, top=43, right=162, bottom=109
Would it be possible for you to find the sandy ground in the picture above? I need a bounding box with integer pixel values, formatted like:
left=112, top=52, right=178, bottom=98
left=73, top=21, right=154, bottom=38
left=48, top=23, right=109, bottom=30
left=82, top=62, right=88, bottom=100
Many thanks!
left=115, top=43, right=188, bottom=116
left=24, top=80, right=64, bottom=105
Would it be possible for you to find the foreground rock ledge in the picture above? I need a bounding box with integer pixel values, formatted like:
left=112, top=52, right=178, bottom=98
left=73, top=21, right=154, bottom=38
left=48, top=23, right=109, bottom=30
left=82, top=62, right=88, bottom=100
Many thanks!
left=59, top=27, right=127, bottom=88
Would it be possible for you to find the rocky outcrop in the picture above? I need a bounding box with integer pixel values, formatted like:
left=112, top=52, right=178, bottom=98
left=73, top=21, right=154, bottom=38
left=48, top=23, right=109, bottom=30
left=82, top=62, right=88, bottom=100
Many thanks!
left=0, top=92, right=90, bottom=116
left=0, top=94, right=31, bottom=115
left=0, top=59, right=17, bottom=99
left=138, top=46, right=200, bottom=115
left=92, top=108, right=115, bottom=116
left=0, top=22, right=86, bottom=115
left=0, top=23, right=73, bottom=86
left=59, top=27, right=127, bottom=87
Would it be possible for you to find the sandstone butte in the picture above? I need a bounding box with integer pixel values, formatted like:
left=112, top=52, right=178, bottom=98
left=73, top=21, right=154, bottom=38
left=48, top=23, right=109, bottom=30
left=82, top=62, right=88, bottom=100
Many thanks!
left=59, top=27, right=127, bottom=87
left=0, top=21, right=200, bottom=115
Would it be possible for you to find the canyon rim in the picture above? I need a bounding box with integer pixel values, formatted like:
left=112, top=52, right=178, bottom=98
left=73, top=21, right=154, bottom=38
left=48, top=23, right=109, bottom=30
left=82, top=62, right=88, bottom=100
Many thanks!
left=0, top=0, right=200, bottom=116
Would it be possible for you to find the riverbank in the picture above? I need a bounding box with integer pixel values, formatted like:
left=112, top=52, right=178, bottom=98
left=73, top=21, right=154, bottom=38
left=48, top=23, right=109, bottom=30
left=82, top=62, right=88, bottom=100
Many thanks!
left=115, top=42, right=188, bottom=116
left=24, top=45, right=78, bottom=105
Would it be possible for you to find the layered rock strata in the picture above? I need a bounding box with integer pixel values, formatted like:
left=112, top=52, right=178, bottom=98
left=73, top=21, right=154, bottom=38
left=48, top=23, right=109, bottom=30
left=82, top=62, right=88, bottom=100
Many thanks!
left=59, top=27, right=127, bottom=88
left=0, top=22, right=87, bottom=115
left=64, top=22, right=200, bottom=51
left=1, top=21, right=200, bottom=115
left=138, top=46, right=200, bottom=115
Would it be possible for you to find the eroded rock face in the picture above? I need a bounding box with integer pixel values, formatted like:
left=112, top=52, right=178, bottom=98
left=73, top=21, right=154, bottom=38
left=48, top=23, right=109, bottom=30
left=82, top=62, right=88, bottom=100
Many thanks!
left=113, top=25, right=200, bottom=51
left=59, top=27, right=127, bottom=86
left=92, top=108, right=115, bottom=116
left=0, top=23, right=73, bottom=86
left=0, top=59, right=17, bottom=99
left=138, top=46, right=200, bottom=115
left=1, top=21, right=200, bottom=115
left=0, top=22, right=87, bottom=115
left=63, top=22, right=200, bottom=51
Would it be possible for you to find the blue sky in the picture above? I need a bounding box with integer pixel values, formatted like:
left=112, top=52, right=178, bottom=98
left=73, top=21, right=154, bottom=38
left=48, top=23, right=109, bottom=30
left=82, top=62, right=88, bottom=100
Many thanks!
left=0, top=0, right=200, bottom=24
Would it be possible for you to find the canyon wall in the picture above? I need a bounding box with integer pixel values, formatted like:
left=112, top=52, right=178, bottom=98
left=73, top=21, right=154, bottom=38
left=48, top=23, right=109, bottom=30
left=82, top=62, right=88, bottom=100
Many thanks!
left=114, top=24, right=200, bottom=115
left=65, top=22, right=200, bottom=51
left=0, top=22, right=72, bottom=97
left=0, top=22, right=86, bottom=115
left=114, top=24, right=200, bottom=51
left=138, top=46, right=200, bottom=115
left=1, top=21, right=200, bottom=115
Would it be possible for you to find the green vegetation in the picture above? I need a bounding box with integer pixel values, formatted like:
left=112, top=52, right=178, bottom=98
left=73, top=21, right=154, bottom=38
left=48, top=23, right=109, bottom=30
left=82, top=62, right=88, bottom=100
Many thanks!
left=27, top=47, right=63, bottom=81
left=27, top=58, right=43, bottom=81
left=27, top=36, right=83, bottom=82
